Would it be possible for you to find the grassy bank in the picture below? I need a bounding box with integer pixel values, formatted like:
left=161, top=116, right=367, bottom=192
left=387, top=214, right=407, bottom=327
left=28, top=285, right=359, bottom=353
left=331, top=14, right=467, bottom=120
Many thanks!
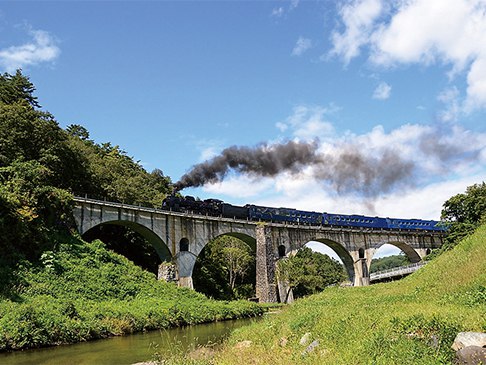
left=213, top=225, right=486, bottom=364
left=0, top=235, right=264, bottom=351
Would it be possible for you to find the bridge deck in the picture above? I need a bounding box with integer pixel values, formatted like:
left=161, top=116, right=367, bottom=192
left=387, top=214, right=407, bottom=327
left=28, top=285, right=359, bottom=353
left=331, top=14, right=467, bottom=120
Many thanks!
left=73, top=197, right=442, bottom=236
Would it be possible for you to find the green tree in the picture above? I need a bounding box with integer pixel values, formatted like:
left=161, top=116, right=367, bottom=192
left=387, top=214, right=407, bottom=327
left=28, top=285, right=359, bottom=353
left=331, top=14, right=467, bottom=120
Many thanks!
left=441, top=182, right=486, bottom=248
left=277, top=247, right=346, bottom=299
left=0, top=70, right=39, bottom=107
left=370, top=253, right=410, bottom=273
left=193, top=236, right=255, bottom=300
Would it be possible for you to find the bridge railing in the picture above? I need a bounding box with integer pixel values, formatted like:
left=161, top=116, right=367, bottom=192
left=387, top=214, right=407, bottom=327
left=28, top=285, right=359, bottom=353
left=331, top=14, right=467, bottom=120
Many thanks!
left=73, top=196, right=445, bottom=235
left=370, top=262, right=427, bottom=282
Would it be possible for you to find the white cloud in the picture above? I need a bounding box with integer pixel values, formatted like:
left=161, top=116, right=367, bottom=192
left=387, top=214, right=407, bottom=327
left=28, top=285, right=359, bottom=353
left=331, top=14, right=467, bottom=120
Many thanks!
left=199, top=146, right=218, bottom=161
left=271, top=0, right=300, bottom=18
left=330, top=0, right=383, bottom=64
left=271, top=7, right=284, bottom=18
left=276, top=105, right=336, bottom=140
left=202, top=175, right=274, bottom=199
left=0, top=29, right=60, bottom=72
left=437, top=87, right=460, bottom=122
left=372, top=81, right=391, bottom=100
left=331, top=0, right=486, bottom=111
left=290, top=0, right=300, bottom=10
left=292, top=37, right=312, bottom=56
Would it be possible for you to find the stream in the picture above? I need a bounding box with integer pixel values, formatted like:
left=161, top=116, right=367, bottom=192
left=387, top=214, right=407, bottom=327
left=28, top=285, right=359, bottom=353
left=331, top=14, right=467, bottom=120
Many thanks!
left=0, top=318, right=257, bottom=365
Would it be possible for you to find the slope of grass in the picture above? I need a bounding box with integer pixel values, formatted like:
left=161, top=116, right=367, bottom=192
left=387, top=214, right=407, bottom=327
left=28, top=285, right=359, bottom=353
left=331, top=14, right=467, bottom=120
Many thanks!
left=214, top=225, right=486, bottom=365
left=0, top=235, right=264, bottom=351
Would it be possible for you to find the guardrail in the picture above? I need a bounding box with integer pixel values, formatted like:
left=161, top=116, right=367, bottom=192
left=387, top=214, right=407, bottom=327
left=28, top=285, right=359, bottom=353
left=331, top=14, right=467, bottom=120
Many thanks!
left=370, top=261, right=426, bottom=281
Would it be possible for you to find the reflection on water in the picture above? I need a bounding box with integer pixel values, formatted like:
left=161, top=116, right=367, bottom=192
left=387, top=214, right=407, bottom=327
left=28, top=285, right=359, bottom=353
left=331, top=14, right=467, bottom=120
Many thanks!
left=0, top=318, right=257, bottom=365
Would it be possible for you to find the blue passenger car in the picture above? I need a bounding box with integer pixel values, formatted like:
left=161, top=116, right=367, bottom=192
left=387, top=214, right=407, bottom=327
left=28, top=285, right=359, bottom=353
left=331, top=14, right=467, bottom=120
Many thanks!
left=386, top=218, right=444, bottom=231
left=323, top=213, right=388, bottom=229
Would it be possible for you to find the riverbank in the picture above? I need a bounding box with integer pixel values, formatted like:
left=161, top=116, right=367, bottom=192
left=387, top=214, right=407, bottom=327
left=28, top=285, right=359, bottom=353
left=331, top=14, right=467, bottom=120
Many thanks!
left=210, top=224, right=486, bottom=364
left=0, top=234, right=264, bottom=351
left=0, top=318, right=258, bottom=365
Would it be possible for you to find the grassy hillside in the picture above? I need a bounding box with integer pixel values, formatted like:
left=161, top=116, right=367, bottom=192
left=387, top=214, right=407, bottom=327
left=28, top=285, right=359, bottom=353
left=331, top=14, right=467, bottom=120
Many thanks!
left=0, top=235, right=263, bottom=351
left=214, top=225, right=486, bottom=365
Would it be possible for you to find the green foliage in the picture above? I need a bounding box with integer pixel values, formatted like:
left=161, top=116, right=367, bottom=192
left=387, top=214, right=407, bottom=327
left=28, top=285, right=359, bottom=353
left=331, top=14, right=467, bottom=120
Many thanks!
left=0, top=71, right=265, bottom=352
left=0, top=236, right=264, bottom=351
left=0, top=70, right=39, bottom=107
left=441, top=182, right=486, bottom=249
left=370, top=253, right=410, bottom=273
left=0, top=160, right=74, bottom=265
left=66, top=134, right=172, bottom=206
left=193, top=236, right=255, bottom=300
left=0, top=70, right=173, bottom=267
left=277, top=247, right=346, bottom=298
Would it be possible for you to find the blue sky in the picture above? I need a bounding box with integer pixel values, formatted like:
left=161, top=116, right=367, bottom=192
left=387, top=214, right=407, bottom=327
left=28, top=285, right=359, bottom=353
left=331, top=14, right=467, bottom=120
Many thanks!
left=1, top=1, right=486, bottom=258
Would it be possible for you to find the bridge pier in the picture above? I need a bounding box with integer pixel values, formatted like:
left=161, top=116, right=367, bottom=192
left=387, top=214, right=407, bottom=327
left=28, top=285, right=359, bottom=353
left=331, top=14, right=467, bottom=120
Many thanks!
left=176, top=251, right=197, bottom=289
left=352, top=256, right=370, bottom=286
left=255, top=225, right=278, bottom=303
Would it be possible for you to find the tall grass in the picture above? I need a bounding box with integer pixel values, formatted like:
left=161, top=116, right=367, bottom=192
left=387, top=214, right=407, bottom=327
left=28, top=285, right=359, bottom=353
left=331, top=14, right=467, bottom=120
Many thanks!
left=214, top=224, right=486, bottom=364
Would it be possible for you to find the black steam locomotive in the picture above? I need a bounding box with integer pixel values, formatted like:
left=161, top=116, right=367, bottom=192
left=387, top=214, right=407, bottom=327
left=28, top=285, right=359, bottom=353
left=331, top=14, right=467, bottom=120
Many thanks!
left=162, top=195, right=446, bottom=232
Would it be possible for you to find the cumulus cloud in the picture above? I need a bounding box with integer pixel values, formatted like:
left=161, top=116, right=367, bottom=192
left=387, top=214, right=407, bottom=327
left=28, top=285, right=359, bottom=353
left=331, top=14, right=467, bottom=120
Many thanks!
left=183, top=103, right=486, bottom=218
left=330, top=0, right=383, bottom=64
left=331, top=0, right=486, bottom=111
left=292, top=37, right=312, bottom=56
left=276, top=105, right=336, bottom=140
left=372, top=81, right=391, bottom=100
left=178, top=105, right=486, bottom=204
left=0, top=29, right=60, bottom=72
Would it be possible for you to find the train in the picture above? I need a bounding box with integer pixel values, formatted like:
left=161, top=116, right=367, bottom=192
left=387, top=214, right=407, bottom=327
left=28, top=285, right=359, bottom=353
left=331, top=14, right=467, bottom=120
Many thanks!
left=161, top=195, right=446, bottom=232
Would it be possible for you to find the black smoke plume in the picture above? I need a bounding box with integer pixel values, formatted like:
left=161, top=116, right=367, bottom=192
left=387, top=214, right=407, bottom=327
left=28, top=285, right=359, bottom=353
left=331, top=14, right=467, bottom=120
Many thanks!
left=175, top=140, right=415, bottom=197
left=174, top=140, right=319, bottom=191
left=175, top=123, right=484, bottom=197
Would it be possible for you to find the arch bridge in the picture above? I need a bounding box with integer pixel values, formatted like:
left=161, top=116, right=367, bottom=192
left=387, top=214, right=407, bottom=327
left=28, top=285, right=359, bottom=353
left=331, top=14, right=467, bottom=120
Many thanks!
left=73, top=197, right=443, bottom=302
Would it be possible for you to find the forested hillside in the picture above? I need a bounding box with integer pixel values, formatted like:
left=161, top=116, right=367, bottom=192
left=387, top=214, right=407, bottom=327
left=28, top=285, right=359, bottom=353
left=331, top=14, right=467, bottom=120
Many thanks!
left=0, top=70, right=173, bottom=274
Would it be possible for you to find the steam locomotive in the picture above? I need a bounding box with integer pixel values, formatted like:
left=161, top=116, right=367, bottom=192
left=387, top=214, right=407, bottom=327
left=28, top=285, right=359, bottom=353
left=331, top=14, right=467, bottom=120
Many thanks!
left=162, top=195, right=446, bottom=232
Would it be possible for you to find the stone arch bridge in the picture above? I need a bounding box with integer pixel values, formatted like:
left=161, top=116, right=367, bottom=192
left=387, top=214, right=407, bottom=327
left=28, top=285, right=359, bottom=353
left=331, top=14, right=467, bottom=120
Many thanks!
left=73, top=197, right=443, bottom=302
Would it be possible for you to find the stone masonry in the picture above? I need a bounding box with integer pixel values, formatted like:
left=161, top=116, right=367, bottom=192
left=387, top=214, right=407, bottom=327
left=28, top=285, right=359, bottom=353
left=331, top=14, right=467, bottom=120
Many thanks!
left=73, top=197, right=443, bottom=302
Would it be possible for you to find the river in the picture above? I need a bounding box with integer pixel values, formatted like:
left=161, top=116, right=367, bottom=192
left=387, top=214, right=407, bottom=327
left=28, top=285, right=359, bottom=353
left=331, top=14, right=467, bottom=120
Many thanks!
left=0, top=318, right=256, bottom=365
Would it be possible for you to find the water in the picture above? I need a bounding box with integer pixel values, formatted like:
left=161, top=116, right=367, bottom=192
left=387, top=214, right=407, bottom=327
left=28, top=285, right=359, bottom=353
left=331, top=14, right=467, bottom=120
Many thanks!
left=0, top=318, right=256, bottom=365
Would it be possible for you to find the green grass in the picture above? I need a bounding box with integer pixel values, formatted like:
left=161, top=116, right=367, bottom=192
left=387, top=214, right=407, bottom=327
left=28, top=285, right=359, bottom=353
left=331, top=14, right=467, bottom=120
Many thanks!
left=0, top=235, right=264, bottom=351
left=213, top=225, right=486, bottom=365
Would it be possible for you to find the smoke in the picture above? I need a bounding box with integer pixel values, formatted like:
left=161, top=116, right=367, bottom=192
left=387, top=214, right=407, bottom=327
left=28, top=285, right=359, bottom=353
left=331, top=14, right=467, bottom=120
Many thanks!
left=175, top=140, right=415, bottom=197
left=175, top=124, right=486, bottom=198
left=314, top=146, right=415, bottom=196
left=174, top=140, right=319, bottom=191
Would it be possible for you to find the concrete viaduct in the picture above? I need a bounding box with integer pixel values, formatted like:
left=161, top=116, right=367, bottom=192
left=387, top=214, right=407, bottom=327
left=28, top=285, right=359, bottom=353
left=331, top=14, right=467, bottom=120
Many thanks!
left=73, top=197, right=443, bottom=302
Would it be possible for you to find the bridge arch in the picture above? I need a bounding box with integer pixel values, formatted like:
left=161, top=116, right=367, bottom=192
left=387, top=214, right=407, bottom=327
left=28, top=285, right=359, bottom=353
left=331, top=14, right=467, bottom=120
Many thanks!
left=192, top=231, right=257, bottom=299
left=82, top=220, right=172, bottom=263
left=369, top=241, right=422, bottom=267
left=293, top=239, right=356, bottom=285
